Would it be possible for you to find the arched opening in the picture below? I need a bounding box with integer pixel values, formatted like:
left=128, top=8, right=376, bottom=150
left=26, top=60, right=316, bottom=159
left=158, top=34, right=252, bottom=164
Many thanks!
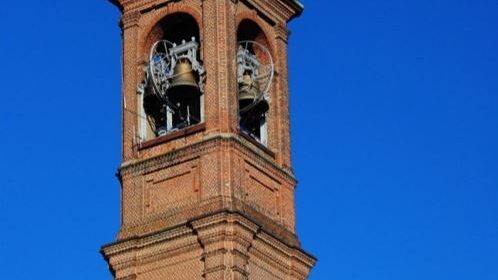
left=236, top=20, right=273, bottom=146
left=138, top=13, right=205, bottom=142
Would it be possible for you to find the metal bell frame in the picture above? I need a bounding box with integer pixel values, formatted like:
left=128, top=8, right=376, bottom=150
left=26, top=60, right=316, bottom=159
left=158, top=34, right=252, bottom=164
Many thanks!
left=137, top=38, right=206, bottom=137
left=148, top=37, right=206, bottom=106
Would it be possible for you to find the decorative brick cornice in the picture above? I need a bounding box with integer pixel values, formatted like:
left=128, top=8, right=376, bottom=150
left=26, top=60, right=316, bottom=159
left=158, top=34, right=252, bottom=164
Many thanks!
left=249, top=230, right=315, bottom=276
left=118, top=134, right=296, bottom=185
left=112, top=0, right=171, bottom=13
left=102, top=224, right=194, bottom=257
left=242, top=0, right=300, bottom=23
left=119, top=138, right=217, bottom=177
left=125, top=0, right=291, bottom=27
left=102, top=211, right=314, bottom=278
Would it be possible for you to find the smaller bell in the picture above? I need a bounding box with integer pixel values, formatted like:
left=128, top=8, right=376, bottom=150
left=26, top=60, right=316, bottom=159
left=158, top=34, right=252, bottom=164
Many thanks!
left=166, top=58, right=201, bottom=127
left=238, top=72, right=260, bottom=112
left=238, top=72, right=269, bottom=116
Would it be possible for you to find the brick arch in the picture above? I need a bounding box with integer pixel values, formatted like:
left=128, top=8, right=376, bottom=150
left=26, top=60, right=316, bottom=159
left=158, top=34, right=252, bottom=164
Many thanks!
left=139, top=5, right=203, bottom=61
left=235, top=11, right=276, bottom=59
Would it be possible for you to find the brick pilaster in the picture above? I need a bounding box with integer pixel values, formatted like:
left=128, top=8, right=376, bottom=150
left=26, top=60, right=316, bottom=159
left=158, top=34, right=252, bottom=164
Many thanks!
left=120, top=11, right=140, bottom=161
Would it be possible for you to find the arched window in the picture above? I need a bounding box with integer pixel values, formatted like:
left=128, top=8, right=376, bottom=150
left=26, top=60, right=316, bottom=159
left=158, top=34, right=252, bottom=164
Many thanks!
left=236, top=20, right=273, bottom=146
left=138, top=13, right=204, bottom=141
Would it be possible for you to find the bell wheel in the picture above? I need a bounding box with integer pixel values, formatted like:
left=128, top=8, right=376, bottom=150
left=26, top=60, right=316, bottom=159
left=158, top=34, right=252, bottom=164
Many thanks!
left=148, top=40, right=175, bottom=99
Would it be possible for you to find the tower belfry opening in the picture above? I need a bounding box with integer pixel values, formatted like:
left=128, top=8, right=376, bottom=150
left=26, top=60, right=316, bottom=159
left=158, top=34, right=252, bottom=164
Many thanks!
left=140, top=13, right=204, bottom=139
left=237, top=20, right=272, bottom=144
left=103, top=0, right=315, bottom=279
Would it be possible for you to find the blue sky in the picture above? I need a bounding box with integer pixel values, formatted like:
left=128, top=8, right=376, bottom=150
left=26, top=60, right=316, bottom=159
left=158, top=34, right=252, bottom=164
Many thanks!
left=1, top=0, right=497, bottom=279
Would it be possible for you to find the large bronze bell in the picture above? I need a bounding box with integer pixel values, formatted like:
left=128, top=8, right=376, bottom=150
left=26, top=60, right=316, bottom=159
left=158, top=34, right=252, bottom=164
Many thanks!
left=238, top=72, right=269, bottom=116
left=167, top=58, right=200, bottom=100
left=166, top=58, right=201, bottom=127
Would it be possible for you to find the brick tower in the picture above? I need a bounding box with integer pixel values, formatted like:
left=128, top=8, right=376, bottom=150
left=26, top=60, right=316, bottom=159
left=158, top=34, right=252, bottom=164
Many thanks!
left=101, top=0, right=315, bottom=279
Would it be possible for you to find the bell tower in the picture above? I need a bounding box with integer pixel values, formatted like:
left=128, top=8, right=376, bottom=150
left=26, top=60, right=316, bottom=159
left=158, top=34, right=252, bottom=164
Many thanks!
left=102, top=0, right=315, bottom=279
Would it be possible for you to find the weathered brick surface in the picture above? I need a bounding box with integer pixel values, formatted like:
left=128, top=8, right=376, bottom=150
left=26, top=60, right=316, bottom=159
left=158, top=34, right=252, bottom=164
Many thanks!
left=103, top=0, right=315, bottom=279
